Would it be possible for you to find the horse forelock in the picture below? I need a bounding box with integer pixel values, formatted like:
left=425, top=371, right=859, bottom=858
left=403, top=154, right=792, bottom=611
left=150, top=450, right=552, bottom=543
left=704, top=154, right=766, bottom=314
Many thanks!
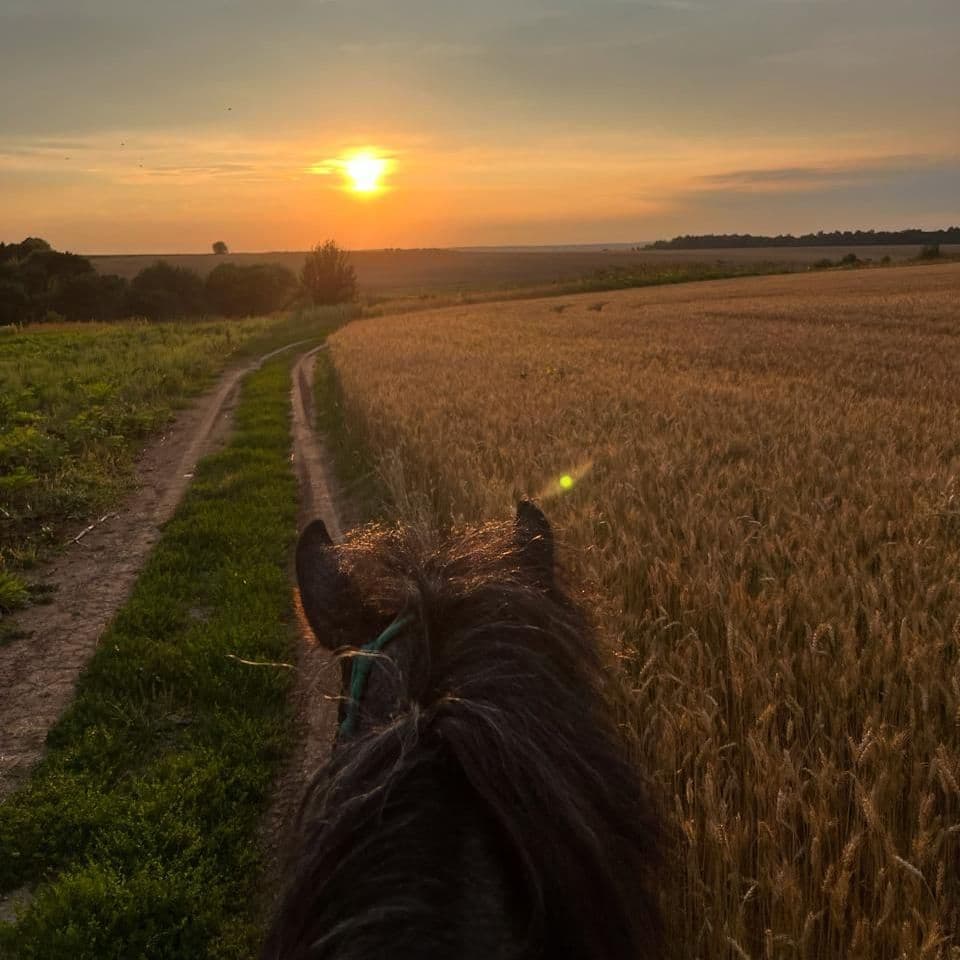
left=265, top=519, right=664, bottom=960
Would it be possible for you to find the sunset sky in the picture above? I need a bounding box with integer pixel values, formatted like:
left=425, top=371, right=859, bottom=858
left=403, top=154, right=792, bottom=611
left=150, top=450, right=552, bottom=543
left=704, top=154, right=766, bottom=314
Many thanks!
left=2, top=0, right=958, bottom=253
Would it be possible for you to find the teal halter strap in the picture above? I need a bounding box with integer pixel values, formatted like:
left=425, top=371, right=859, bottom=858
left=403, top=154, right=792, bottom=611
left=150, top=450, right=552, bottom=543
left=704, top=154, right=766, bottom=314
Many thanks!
left=339, top=614, right=413, bottom=738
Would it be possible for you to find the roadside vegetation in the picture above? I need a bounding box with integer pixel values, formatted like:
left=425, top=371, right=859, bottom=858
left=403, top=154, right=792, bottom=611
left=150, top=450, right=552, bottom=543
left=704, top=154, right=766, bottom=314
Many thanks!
left=326, top=263, right=960, bottom=959
left=0, top=237, right=358, bottom=325
left=311, top=350, right=385, bottom=527
left=0, top=311, right=338, bottom=956
left=0, top=307, right=355, bottom=634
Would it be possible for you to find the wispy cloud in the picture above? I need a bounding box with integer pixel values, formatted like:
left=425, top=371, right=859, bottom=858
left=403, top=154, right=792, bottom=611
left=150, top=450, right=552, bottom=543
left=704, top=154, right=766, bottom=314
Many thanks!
left=694, top=155, right=959, bottom=195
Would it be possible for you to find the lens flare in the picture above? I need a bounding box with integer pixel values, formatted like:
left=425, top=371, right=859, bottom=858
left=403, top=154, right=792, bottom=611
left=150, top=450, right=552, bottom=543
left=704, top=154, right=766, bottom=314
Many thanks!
left=532, top=461, right=593, bottom=503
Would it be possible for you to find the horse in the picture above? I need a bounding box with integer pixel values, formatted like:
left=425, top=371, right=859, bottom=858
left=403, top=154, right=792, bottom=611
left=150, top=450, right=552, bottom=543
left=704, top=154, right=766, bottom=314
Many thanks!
left=263, top=500, right=663, bottom=959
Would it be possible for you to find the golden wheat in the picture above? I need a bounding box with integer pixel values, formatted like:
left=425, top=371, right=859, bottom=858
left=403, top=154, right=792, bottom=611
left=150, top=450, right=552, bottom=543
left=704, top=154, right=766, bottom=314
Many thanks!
left=330, top=263, right=960, bottom=959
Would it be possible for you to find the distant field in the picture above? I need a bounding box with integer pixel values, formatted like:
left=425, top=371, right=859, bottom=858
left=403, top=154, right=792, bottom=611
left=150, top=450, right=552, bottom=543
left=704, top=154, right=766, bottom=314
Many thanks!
left=328, top=263, right=960, bottom=958
left=89, top=245, right=960, bottom=299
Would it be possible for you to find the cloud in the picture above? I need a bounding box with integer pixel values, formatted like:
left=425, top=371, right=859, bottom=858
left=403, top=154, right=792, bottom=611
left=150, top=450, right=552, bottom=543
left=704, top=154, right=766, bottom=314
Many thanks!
left=694, top=156, right=959, bottom=196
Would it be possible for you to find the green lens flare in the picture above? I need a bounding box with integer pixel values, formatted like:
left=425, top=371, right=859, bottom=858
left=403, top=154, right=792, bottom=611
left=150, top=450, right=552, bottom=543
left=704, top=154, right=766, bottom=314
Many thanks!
left=560, top=474, right=574, bottom=490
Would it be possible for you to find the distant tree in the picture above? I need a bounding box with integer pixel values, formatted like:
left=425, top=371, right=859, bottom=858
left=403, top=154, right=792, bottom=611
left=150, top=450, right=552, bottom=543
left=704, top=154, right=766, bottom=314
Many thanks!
left=212, top=240, right=229, bottom=255
left=0, top=278, right=29, bottom=326
left=127, top=261, right=206, bottom=321
left=10, top=237, right=52, bottom=261
left=50, top=273, right=129, bottom=322
left=645, top=226, right=960, bottom=250
left=18, top=249, right=93, bottom=296
left=0, top=240, right=131, bottom=324
left=205, top=262, right=297, bottom=316
left=300, top=240, right=357, bottom=305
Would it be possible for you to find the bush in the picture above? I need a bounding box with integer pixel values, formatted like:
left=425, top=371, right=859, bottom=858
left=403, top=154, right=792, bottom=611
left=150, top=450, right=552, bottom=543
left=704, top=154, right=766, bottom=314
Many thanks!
left=0, top=277, right=29, bottom=326
left=300, top=240, right=358, bottom=305
left=205, top=263, right=297, bottom=317
left=839, top=253, right=860, bottom=267
left=127, top=261, right=206, bottom=321
left=918, top=243, right=941, bottom=260
left=50, top=273, right=129, bottom=322
left=212, top=241, right=229, bottom=255
left=0, top=237, right=51, bottom=265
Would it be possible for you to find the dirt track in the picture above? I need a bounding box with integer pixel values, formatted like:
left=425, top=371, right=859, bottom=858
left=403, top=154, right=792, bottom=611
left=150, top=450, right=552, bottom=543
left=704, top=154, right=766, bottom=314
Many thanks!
left=0, top=339, right=318, bottom=799
left=259, top=347, right=345, bottom=892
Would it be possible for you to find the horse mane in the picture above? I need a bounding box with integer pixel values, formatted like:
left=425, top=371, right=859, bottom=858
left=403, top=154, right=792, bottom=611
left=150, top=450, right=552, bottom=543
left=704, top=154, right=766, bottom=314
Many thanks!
left=263, top=519, right=663, bottom=959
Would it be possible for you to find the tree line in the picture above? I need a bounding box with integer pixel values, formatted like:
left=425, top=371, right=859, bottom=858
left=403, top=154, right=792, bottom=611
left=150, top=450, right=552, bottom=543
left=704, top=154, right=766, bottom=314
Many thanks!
left=0, top=238, right=357, bottom=326
left=645, top=226, right=960, bottom=250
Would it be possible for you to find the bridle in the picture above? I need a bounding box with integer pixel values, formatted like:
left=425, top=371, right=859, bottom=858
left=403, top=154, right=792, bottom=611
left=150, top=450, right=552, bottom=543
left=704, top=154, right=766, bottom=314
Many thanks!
left=339, top=613, right=413, bottom=738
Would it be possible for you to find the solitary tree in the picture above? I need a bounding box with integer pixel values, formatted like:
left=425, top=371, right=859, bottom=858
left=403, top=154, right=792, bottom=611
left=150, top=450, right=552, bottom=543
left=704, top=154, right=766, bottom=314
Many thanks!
left=212, top=240, right=229, bottom=255
left=300, top=240, right=357, bottom=305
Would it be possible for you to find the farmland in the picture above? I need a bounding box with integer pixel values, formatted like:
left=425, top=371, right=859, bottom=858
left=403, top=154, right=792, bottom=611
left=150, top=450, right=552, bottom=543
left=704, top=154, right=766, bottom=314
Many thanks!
left=90, top=244, right=960, bottom=301
left=327, top=263, right=960, bottom=958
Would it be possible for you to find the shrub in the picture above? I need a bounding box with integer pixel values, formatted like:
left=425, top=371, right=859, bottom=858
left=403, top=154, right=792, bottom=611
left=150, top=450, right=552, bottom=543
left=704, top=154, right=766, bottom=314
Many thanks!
left=205, top=263, right=297, bottom=317
left=0, top=569, right=30, bottom=614
left=918, top=243, right=941, bottom=260
left=0, top=237, right=51, bottom=265
left=127, top=261, right=206, bottom=321
left=50, top=273, right=129, bottom=322
left=0, top=278, right=29, bottom=326
left=212, top=241, right=229, bottom=255
left=300, top=240, right=358, bottom=306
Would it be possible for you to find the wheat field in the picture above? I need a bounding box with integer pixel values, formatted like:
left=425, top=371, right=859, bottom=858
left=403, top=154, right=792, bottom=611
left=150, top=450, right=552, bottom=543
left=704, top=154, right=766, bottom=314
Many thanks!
left=329, top=263, right=960, bottom=959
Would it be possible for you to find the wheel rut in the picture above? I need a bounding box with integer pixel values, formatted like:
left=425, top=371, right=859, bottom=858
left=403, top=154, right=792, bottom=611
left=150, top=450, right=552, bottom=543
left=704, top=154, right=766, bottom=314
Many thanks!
left=260, top=345, right=346, bottom=900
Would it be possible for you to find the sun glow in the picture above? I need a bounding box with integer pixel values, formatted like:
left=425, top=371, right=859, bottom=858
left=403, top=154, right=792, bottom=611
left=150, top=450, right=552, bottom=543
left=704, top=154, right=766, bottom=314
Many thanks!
left=343, top=152, right=389, bottom=193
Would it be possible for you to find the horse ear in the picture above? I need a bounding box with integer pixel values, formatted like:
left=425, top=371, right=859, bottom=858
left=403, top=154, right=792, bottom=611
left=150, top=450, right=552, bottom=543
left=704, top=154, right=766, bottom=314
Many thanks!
left=515, top=499, right=554, bottom=588
left=296, top=519, right=357, bottom=648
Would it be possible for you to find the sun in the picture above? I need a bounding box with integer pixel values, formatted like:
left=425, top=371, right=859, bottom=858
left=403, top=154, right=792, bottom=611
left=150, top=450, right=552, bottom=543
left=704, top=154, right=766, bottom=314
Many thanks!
left=344, top=153, right=389, bottom=193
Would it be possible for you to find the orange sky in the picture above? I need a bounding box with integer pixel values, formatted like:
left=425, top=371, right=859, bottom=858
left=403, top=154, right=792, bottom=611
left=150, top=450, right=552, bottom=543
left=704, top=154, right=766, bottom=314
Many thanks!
left=2, top=0, right=958, bottom=252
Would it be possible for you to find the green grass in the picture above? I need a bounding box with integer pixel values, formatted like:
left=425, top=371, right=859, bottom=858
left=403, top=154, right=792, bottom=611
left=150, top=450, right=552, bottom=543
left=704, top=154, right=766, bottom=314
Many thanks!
left=555, top=258, right=793, bottom=293
left=0, top=307, right=356, bottom=637
left=0, top=318, right=339, bottom=957
left=313, top=349, right=386, bottom=525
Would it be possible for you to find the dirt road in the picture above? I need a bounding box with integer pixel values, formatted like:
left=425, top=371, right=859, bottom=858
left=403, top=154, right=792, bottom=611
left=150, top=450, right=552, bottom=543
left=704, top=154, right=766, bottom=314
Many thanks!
left=0, top=339, right=317, bottom=799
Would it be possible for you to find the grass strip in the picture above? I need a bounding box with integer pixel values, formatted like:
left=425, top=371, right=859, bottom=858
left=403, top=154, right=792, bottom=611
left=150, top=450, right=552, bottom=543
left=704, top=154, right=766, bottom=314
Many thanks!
left=0, top=328, right=336, bottom=957
left=313, top=349, right=388, bottom=525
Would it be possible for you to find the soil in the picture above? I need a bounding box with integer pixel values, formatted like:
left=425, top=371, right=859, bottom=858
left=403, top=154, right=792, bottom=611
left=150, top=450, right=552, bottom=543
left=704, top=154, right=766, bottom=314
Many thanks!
left=0, top=339, right=312, bottom=800
left=259, top=345, right=344, bottom=902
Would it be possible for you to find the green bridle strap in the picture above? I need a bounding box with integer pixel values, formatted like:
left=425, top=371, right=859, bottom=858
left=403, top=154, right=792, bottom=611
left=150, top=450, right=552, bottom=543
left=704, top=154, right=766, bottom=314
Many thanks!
left=339, top=614, right=414, bottom=738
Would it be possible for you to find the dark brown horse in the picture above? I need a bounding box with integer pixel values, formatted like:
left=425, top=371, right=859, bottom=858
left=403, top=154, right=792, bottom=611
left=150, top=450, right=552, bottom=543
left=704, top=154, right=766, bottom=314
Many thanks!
left=263, top=501, right=663, bottom=959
